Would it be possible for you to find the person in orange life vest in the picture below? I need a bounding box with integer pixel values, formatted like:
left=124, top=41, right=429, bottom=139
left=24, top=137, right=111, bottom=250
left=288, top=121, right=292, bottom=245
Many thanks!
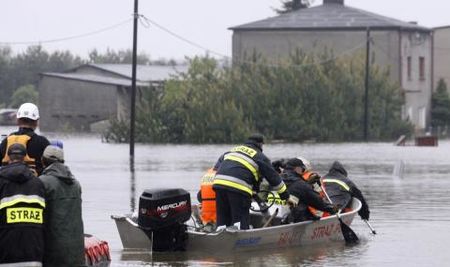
left=213, top=134, right=291, bottom=229
left=321, top=161, right=370, bottom=221
left=1, top=103, right=50, bottom=175
left=197, top=168, right=217, bottom=225
left=280, top=158, right=338, bottom=223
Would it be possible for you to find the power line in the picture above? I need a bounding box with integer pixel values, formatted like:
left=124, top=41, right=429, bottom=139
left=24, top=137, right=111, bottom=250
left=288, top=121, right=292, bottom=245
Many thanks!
left=139, top=15, right=229, bottom=58
left=139, top=14, right=367, bottom=69
left=0, top=18, right=132, bottom=46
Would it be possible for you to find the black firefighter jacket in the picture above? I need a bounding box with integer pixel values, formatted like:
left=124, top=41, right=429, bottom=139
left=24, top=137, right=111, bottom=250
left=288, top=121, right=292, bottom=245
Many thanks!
left=282, top=169, right=335, bottom=222
left=322, top=161, right=370, bottom=220
left=0, top=162, right=45, bottom=265
left=213, top=141, right=288, bottom=198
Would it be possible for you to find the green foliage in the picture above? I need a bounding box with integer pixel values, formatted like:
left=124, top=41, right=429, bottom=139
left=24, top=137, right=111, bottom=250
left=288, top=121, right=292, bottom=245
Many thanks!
left=0, top=45, right=84, bottom=106
left=276, top=0, right=311, bottom=14
left=105, top=52, right=411, bottom=143
left=10, top=84, right=38, bottom=108
left=431, top=79, right=450, bottom=127
left=88, top=48, right=151, bottom=64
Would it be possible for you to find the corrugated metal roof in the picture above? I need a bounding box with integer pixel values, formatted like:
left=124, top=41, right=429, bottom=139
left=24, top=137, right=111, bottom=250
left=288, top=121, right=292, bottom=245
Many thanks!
left=230, top=4, right=431, bottom=32
left=41, top=72, right=150, bottom=87
left=85, top=64, right=189, bottom=82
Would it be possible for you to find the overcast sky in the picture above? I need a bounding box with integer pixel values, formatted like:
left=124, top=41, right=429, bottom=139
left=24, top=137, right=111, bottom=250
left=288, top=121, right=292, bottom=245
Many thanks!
left=0, top=0, right=448, bottom=61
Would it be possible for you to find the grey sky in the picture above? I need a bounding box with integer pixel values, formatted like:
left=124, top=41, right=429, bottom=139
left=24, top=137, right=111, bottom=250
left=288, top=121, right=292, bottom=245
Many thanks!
left=0, top=0, right=448, bottom=61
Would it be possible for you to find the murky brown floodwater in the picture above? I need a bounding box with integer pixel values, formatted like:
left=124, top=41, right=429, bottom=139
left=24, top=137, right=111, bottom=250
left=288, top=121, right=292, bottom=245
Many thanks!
left=3, top=126, right=450, bottom=266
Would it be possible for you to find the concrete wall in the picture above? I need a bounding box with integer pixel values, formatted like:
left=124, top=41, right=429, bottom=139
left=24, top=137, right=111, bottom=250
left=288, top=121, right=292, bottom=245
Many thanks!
left=38, top=76, right=118, bottom=132
left=232, top=30, right=401, bottom=83
left=433, top=27, right=450, bottom=90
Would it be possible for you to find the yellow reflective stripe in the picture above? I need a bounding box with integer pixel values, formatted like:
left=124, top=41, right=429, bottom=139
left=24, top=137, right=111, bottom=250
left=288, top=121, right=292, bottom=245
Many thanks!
left=213, top=179, right=253, bottom=196
left=6, top=207, right=43, bottom=224
left=323, top=179, right=350, bottom=191
left=277, top=183, right=287, bottom=194
left=267, top=193, right=287, bottom=205
left=231, top=145, right=257, bottom=157
left=0, top=195, right=45, bottom=210
left=224, top=155, right=259, bottom=181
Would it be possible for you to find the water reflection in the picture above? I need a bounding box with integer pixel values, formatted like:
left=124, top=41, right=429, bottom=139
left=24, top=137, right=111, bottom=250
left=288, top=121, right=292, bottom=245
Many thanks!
left=117, top=241, right=370, bottom=267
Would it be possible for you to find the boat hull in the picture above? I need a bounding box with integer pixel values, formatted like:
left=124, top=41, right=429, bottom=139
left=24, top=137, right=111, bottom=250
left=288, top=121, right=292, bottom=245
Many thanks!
left=111, top=198, right=361, bottom=253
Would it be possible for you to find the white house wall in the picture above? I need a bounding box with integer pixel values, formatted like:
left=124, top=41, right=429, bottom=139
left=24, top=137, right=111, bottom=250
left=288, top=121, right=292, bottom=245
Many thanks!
left=400, top=31, right=433, bottom=129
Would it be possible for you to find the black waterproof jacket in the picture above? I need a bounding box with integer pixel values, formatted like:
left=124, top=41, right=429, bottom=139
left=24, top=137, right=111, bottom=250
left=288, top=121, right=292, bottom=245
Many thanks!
left=322, top=161, right=370, bottom=220
left=39, top=162, right=85, bottom=267
left=282, top=169, right=335, bottom=222
left=0, top=162, right=45, bottom=265
left=0, top=127, right=50, bottom=175
left=213, top=141, right=288, bottom=199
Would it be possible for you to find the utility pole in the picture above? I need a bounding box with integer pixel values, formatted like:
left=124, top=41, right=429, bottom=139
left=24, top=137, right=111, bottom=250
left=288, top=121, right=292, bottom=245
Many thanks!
left=130, top=0, right=139, bottom=169
left=363, top=27, right=371, bottom=142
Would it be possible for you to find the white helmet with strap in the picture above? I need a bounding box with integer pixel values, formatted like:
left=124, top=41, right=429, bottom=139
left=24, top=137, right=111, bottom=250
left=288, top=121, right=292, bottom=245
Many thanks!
left=296, top=156, right=312, bottom=172
left=17, top=103, right=39, bottom=120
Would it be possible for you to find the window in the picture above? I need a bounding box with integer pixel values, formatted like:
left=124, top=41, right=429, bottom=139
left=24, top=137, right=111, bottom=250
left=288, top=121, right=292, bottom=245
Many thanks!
left=419, top=57, right=425, bottom=81
left=407, top=56, right=412, bottom=81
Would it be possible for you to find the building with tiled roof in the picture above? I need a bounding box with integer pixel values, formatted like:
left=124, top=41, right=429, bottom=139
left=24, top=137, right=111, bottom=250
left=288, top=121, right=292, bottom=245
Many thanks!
left=230, top=0, right=433, bottom=130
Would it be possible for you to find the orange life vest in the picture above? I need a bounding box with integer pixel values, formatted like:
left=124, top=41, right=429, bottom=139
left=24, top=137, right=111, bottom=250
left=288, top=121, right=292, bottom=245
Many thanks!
left=200, top=168, right=217, bottom=224
left=2, top=134, right=37, bottom=175
left=302, top=171, right=327, bottom=218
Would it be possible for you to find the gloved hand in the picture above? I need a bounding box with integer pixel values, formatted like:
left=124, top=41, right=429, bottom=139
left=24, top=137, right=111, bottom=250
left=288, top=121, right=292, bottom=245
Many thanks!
left=278, top=190, right=290, bottom=201
left=272, top=159, right=286, bottom=173
left=358, top=207, right=370, bottom=220
left=307, top=173, right=321, bottom=185
left=287, top=195, right=299, bottom=207
left=326, top=204, right=340, bottom=214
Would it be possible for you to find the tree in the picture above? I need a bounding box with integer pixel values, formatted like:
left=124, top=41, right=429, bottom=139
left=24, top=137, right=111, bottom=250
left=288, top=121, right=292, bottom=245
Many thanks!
left=431, top=79, right=450, bottom=128
left=10, top=84, right=38, bottom=108
left=276, top=0, right=312, bottom=14
left=88, top=48, right=151, bottom=65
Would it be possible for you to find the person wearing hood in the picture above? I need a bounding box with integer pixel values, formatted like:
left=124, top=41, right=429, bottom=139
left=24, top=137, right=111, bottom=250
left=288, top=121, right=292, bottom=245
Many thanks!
left=0, top=143, right=46, bottom=266
left=212, top=134, right=290, bottom=229
left=279, top=158, right=338, bottom=223
left=39, top=145, right=85, bottom=267
left=322, top=161, right=370, bottom=221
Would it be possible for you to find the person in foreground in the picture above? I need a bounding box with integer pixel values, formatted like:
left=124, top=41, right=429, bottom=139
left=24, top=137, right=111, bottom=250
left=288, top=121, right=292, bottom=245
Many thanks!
left=0, top=143, right=46, bottom=266
left=321, top=161, right=370, bottom=221
left=39, top=145, right=85, bottom=267
left=213, top=134, right=290, bottom=229
left=0, top=103, right=50, bottom=175
left=279, top=158, right=338, bottom=223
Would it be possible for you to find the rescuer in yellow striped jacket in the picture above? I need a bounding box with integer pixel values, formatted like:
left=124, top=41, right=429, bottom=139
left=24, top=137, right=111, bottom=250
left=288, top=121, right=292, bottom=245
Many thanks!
left=0, top=143, right=45, bottom=266
left=213, top=134, right=290, bottom=229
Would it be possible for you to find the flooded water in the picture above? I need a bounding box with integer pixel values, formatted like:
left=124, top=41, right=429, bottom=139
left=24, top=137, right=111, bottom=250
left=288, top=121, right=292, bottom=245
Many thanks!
left=2, top=126, right=450, bottom=266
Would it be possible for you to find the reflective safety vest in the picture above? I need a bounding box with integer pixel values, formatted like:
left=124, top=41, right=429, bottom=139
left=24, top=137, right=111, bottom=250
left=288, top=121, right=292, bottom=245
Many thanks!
left=200, top=168, right=217, bottom=224
left=2, top=134, right=37, bottom=175
left=213, top=145, right=261, bottom=196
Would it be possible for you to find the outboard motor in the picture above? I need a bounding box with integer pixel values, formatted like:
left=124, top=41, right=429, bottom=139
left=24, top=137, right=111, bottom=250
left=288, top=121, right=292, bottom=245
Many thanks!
left=138, top=188, right=191, bottom=252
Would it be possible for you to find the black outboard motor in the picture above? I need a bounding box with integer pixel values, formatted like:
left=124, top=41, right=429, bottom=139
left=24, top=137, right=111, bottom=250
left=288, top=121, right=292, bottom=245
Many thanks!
left=138, top=188, right=191, bottom=252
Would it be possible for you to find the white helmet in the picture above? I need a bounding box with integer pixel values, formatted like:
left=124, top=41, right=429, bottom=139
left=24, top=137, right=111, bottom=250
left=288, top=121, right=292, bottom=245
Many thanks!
left=17, top=103, right=40, bottom=120
left=296, top=156, right=312, bottom=171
